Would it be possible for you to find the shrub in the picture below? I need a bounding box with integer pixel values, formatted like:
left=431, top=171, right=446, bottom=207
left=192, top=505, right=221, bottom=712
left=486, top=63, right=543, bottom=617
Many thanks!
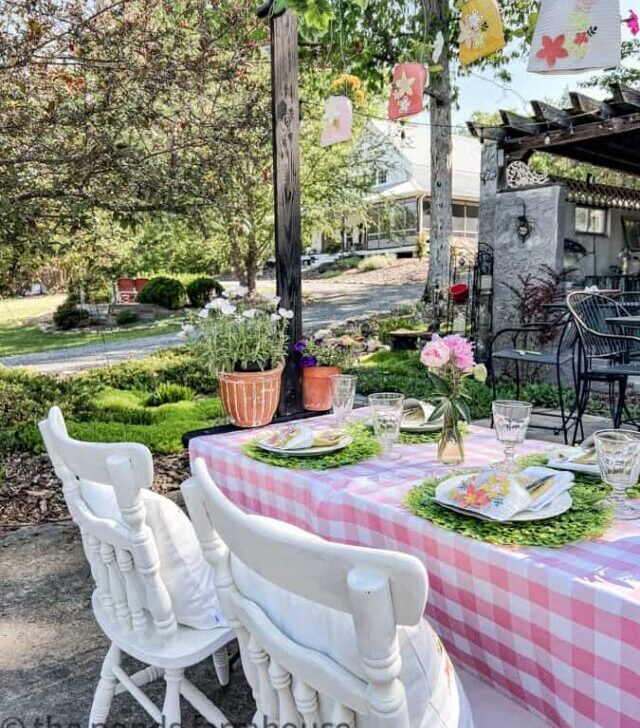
left=357, top=255, right=394, bottom=273
left=137, top=276, right=187, bottom=310
left=53, top=299, right=92, bottom=330
left=145, top=383, right=195, bottom=407
left=186, top=276, right=224, bottom=308
left=115, top=309, right=139, bottom=326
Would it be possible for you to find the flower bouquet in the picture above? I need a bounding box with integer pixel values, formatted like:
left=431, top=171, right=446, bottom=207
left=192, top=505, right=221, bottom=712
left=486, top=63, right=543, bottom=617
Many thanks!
left=420, top=334, right=487, bottom=464
left=296, top=334, right=362, bottom=412
left=192, top=288, right=293, bottom=427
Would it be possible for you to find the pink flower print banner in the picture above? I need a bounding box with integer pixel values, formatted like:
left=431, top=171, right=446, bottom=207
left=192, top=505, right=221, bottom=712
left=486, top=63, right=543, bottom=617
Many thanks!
left=528, top=0, right=621, bottom=74
left=320, top=95, right=353, bottom=148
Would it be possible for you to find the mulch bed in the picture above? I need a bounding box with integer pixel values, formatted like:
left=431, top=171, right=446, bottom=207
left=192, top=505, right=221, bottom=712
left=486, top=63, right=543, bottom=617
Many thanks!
left=0, top=451, right=191, bottom=533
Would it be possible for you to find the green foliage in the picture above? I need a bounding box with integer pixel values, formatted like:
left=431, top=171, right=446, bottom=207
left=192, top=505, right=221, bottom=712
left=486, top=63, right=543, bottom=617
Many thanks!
left=352, top=350, right=571, bottom=420
left=145, top=383, right=195, bottom=407
left=186, top=277, right=224, bottom=308
left=53, top=299, right=91, bottom=330
left=137, top=277, right=187, bottom=310
left=242, top=423, right=381, bottom=470
left=69, top=388, right=225, bottom=454
left=194, top=306, right=288, bottom=373
left=357, top=255, right=394, bottom=273
left=405, top=457, right=613, bottom=548
left=115, top=309, right=139, bottom=326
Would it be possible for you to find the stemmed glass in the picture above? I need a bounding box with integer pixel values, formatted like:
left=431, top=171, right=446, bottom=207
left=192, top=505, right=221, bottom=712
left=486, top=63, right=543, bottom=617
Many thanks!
left=594, top=430, right=640, bottom=521
left=330, top=375, right=357, bottom=427
left=369, top=393, right=405, bottom=460
left=491, top=400, right=532, bottom=472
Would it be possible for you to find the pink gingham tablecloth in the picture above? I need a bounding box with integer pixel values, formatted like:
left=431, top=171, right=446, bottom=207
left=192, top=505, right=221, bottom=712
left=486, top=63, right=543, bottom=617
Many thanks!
left=189, top=411, right=640, bottom=728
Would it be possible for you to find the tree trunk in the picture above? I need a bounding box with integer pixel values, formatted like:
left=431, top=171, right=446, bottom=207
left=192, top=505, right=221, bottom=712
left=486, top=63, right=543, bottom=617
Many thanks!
left=245, top=234, right=258, bottom=294
left=423, top=0, right=453, bottom=322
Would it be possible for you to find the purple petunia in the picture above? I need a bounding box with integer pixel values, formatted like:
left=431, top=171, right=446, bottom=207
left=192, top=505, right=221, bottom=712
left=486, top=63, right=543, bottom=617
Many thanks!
left=300, top=354, right=318, bottom=368
left=294, top=340, right=307, bottom=353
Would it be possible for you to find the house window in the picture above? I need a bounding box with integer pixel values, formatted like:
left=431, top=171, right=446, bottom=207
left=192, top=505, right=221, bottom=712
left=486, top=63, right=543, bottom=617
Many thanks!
left=575, top=206, right=608, bottom=235
left=367, top=199, right=418, bottom=248
left=376, top=169, right=388, bottom=186
left=421, top=201, right=478, bottom=238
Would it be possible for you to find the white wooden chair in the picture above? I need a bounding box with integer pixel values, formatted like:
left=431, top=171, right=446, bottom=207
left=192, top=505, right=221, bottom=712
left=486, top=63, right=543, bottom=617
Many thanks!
left=183, top=458, right=475, bottom=728
left=39, top=407, right=235, bottom=728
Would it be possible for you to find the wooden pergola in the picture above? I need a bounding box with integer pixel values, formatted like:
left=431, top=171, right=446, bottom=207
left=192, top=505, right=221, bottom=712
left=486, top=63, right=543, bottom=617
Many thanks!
left=257, top=0, right=304, bottom=417
left=468, top=83, right=640, bottom=178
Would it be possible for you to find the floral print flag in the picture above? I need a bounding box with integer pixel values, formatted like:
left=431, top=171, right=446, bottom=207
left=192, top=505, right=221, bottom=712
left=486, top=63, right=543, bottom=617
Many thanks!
left=388, top=62, right=427, bottom=120
left=458, top=0, right=506, bottom=66
left=528, top=0, right=621, bottom=74
left=320, top=95, right=353, bottom=148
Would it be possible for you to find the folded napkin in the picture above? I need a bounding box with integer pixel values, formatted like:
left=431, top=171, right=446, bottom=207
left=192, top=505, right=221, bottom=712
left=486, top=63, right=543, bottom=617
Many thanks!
left=436, top=467, right=574, bottom=522
left=403, top=399, right=441, bottom=425
left=547, top=446, right=597, bottom=466
left=261, top=425, right=313, bottom=450
left=312, top=429, right=344, bottom=448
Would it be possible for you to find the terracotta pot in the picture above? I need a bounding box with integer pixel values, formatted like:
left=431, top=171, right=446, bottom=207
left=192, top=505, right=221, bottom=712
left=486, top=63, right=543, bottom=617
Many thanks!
left=302, top=366, right=341, bottom=412
left=134, top=277, right=149, bottom=292
left=218, top=363, right=283, bottom=428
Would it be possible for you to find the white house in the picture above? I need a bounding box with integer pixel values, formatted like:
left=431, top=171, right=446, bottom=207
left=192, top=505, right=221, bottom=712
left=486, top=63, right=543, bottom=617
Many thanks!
left=315, top=118, right=482, bottom=255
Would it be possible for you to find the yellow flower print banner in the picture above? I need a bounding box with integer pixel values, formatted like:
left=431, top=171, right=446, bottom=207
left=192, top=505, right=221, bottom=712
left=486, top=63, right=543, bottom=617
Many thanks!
left=528, top=0, right=621, bottom=74
left=458, top=0, right=506, bottom=66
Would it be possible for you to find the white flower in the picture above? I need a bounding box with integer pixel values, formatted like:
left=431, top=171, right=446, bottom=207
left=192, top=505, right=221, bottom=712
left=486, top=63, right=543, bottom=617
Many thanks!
left=278, top=308, right=294, bottom=320
left=221, top=290, right=229, bottom=298
left=207, top=298, right=226, bottom=311
left=181, top=323, right=194, bottom=333
left=242, top=308, right=257, bottom=319
left=198, top=308, right=209, bottom=319
left=270, top=313, right=281, bottom=322
left=266, top=294, right=281, bottom=306
left=235, top=285, right=249, bottom=298
left=220, top=302, right=236, bottom=316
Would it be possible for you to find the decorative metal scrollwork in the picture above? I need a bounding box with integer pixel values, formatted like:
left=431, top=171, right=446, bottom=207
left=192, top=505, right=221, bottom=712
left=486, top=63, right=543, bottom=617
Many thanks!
left=506, top=161, right=549, bottom=189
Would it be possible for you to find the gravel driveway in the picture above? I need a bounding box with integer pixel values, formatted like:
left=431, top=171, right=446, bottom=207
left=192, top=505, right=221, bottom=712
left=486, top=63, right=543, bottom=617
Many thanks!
left=0, top=280, right=424, bottom=374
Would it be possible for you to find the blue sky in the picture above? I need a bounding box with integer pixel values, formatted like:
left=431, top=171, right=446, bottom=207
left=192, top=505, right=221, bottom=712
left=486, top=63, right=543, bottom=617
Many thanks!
left=449, top=11, right=640, bottom=128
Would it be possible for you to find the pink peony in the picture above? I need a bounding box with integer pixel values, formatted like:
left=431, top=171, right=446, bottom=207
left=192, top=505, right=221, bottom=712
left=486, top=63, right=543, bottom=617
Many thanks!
left=442, top=335, right=475, bottom=373
left=420, top=335, right=451, bottom=369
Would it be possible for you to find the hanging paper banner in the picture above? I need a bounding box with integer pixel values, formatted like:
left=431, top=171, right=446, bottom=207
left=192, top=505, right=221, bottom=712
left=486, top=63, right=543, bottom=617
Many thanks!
left=458, top=0, right=506, bottom=66
left=625, top=9, right=639, bottom=35
left=388, top=63, right=427, bottom=121
left=528, top=0, right=621, bottom=74
left=320, top=95, right=353, bottom=147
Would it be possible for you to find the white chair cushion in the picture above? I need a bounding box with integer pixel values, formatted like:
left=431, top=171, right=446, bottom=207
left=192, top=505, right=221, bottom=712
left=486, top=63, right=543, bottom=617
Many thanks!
left=232, top=557, right=473, bottom=728
left=79, top=479, right=223, bottom=631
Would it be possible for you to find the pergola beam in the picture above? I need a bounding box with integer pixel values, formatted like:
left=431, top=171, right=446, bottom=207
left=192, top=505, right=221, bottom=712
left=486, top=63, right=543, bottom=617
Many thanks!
left=260, top=1, right=304, bottom=416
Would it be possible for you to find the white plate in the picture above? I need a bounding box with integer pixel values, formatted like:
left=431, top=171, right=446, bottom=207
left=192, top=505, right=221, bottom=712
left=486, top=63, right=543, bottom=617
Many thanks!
left=258, top=435, right=353, bottom=457
left=547, top=457, right=600, bottom=477
left=433, top=473, right=573, bottom=522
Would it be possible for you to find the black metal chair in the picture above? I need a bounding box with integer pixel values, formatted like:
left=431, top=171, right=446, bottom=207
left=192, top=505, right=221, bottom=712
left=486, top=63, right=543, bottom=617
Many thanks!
left=566, top=291, right=640, bottom=441
left=489, top=315, right=579, bottom=444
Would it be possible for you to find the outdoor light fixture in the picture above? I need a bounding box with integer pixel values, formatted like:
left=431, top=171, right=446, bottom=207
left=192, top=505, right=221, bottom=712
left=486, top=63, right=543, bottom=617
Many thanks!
left=517, top=203, right=531, bottom=243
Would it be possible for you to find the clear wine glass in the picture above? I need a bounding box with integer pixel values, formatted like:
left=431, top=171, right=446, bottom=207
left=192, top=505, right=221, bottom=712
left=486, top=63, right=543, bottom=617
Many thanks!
left=330, top=375, right=357, bottom=427
left=492, top=400, right=532, bottom=472
left=369, top=393, right=405, bottom=460
left=594, top=430, right=640, bottom=521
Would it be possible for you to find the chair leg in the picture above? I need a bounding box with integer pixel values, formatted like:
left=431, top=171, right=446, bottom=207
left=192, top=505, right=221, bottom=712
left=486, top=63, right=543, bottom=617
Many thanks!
left=573, top=379, right=591, bottom=446
left=213, top=647, right=230, bottom=687
left=556, top=365, right=568, bottom=445
left=89, top=643, right=120, bottom=728
left=163, top=668, right=184, bottom=728
left=615, top=378, right=628, bottom=429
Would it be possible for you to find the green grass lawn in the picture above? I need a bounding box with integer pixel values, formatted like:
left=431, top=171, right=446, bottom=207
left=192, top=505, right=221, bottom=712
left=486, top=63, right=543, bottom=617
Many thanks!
left=0, top=295, right=183, bottom=357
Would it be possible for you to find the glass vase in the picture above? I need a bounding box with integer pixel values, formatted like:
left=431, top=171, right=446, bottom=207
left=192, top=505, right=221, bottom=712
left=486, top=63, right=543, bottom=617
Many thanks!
left=437, top=406, right=465, bottom=465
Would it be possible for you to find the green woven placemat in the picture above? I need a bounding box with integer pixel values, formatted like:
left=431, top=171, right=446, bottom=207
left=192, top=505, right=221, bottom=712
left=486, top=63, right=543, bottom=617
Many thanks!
left=405, top=454, right=615, bottom=547
left=242, top=423, right=382, bottom=471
